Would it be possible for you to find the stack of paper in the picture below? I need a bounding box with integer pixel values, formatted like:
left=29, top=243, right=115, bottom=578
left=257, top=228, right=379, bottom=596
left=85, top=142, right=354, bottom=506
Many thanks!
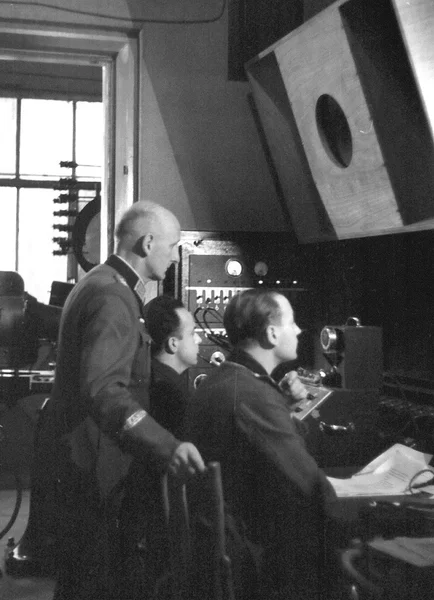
left=327, top=444, right=434, bottom=497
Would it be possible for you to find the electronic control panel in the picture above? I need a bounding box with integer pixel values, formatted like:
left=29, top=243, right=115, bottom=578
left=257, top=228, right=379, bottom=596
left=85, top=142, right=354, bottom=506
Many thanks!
left=0, top=369, right=54, bottom=394
left=279, top=368, right=334, bottom=420
left=290, top=385, right=334, bottom=420
left=179, top=235, right=313, bottom=391
left=186, top=285, right=250, bottom=322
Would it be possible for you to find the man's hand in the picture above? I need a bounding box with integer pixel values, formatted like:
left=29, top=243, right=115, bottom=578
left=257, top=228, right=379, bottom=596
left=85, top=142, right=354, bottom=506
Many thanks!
left=279, top=370, right=308, bottom=402
left=168, top=442, right=206, bottom=481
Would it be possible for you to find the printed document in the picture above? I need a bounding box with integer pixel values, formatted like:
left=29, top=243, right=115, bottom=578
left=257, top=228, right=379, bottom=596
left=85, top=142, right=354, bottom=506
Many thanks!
left=327, top=444, right=434, bottom=497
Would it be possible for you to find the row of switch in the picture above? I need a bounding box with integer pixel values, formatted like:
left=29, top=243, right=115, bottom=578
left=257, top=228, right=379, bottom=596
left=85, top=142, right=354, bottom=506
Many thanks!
left=187, top=286, right=251, bottom=305
left=186, top=286, right=252, bottom=315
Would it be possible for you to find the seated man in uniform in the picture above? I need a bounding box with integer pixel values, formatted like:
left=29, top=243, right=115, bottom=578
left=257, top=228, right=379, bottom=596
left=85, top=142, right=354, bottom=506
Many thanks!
left=183, top=288, right=347, bottom=600
left=144, top=294, right=202, bottom=437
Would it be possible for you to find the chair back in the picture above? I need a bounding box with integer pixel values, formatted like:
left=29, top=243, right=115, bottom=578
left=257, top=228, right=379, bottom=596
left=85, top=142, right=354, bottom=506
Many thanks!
left=341, top=546, right=384, bottom=599
left=161, top=461, right=235, bottom=600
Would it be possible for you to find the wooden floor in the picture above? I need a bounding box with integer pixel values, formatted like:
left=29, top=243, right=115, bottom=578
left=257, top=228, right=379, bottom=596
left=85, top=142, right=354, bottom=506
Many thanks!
left=0, top=489, right=55, bottom=600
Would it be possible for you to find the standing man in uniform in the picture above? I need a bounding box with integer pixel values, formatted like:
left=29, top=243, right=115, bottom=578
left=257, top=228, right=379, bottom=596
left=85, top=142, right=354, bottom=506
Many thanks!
left=46, top=200, right=204, bottom=600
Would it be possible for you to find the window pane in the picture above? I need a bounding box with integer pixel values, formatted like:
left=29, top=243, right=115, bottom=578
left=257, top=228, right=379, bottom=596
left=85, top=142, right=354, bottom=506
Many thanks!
left=75, top=101, right=103, bottom=180
left=0, top=98, right=17, bottom=177
left=18, top=189, right=68, bottom=303
left=0, top=188, right=17, bottom=270
left=20, top=99, right=73, bottom=180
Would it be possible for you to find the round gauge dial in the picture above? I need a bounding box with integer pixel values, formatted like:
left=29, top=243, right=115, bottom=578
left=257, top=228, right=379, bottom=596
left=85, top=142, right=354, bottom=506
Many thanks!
left=225, top=259, right=243, bottom=278
left=254, top=261, right=269, bottom=277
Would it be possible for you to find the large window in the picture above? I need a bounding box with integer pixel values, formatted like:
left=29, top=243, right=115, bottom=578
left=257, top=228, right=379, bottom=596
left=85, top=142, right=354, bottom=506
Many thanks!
left=0, top=97, right=103, bottom=303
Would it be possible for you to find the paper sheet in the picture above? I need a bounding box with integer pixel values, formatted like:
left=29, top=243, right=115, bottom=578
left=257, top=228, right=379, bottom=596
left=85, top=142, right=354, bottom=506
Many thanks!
left=327, top=444, right=434, bottom=497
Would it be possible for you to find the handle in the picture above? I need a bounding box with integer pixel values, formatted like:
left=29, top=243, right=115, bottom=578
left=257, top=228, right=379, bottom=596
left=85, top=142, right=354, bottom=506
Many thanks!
left=319, top=421, right=356, bottom=435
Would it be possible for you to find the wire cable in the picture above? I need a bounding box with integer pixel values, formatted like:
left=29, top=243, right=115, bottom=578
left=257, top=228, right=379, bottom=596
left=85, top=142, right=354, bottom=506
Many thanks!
left=202, top=307, right=224, bottom=332
left=202, top=309, right=230, bottom=349
left=203, top=306, right=224, bottom=324
left=0, top=425, right=23, bottom=541
left=407, top=468, right=434, bottom=495
left=381, top=372, right=425, bottom=439
left=193, top=306, right=209, bottom=336
left=0, top=472, right=23, bottom=541
left=0, top=0, right=226, bottom=24
left=194, top=305, right=231, bottom=350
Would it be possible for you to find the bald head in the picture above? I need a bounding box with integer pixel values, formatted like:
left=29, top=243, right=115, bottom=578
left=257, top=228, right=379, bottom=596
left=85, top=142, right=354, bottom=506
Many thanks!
left=115, top=201, right=178, bottom=252
left=115, top=201, right=181, bottom=282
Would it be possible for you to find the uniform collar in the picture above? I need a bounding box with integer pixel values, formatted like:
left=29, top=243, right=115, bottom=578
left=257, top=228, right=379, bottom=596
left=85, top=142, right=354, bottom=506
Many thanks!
left=151, top=358, right=183, bottom=385
left=227, top=348, right=281, bottom=387
left=228, top=349, right=268, bottom=376
left=105, top=254, right=147, bottom=305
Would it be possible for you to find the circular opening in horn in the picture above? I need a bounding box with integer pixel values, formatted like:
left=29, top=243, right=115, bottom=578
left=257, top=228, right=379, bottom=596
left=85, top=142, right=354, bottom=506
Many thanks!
left=315, top=94, right=353, bottom=168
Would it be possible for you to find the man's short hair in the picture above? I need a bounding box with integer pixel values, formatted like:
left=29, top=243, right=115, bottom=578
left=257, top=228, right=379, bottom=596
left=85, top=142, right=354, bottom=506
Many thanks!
left=224, top=288, right=283, bottom=347
left=114, top=201, right=168, bottom=253
left=144, top=295, right=185, bottom=354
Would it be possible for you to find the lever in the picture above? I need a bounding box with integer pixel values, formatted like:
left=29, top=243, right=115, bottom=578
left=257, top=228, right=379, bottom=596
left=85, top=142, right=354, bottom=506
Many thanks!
left=319, top=421, right=356, bottom=435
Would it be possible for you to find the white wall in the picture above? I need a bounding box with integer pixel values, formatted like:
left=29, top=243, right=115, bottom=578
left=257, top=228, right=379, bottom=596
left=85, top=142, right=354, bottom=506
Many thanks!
left=0, top=0, right=289, bottom=232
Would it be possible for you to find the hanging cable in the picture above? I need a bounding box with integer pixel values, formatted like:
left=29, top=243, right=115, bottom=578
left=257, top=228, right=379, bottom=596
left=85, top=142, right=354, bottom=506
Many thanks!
left=0, top=0, right=226, bottom=24
left=194, top=306, right=230, bottom=351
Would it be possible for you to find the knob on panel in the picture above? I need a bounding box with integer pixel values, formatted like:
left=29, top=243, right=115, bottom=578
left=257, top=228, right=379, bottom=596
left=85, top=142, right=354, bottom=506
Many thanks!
left=193, top=373, right=208, bottom=389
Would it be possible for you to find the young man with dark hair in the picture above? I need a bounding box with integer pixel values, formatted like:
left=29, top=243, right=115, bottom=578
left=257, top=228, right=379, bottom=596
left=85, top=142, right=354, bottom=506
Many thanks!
left=145, top=294, right=201, bottom=436
left=184, top=288, right=345, bottom=600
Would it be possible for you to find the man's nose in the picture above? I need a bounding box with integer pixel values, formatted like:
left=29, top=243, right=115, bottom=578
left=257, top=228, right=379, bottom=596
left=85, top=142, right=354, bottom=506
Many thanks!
left=194, top=333, right=202, bottom=345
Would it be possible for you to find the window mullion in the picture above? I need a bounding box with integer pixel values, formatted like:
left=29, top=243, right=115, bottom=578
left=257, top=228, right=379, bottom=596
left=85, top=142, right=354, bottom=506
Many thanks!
left=15, top=98, right=21, bottom=271
left=66, top=100, right=78, bottom=282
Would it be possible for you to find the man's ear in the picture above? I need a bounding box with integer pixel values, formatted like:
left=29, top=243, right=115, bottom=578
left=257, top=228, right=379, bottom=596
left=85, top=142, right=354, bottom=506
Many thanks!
left=165, top=336, right=178, bottom=355
left=264, top=324, right=278, bottom=348
left=140, top=233, right=154, bottom=257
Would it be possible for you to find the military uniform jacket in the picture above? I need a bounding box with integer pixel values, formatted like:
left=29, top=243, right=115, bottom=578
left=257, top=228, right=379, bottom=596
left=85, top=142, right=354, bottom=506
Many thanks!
left=150, top=358, right=188, bottom=438
left=183, top=350, right=342, bottom=598
left=47, top=255, right=179, bottom=510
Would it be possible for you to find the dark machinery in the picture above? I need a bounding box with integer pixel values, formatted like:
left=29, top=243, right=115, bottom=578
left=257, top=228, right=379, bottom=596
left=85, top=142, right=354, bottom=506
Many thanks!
left=0, top=271, right=68, bottom=575
left=0, top=257, right=385, bottom=577
left=0, top=271, right=64, bottom=377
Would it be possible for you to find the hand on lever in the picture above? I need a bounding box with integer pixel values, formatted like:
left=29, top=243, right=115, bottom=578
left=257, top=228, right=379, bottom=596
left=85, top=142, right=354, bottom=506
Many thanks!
left=168, top=442, right=206, bottom=481
left=280, top=370, right=308, bottom=402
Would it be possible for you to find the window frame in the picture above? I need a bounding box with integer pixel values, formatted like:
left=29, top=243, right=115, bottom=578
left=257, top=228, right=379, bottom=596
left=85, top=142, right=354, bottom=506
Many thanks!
left=0, top=22, right=140, bottom=263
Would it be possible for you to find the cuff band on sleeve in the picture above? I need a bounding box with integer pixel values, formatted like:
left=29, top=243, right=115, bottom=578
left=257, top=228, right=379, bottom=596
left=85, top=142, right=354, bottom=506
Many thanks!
left=123, top=409, right=147, bottom=431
